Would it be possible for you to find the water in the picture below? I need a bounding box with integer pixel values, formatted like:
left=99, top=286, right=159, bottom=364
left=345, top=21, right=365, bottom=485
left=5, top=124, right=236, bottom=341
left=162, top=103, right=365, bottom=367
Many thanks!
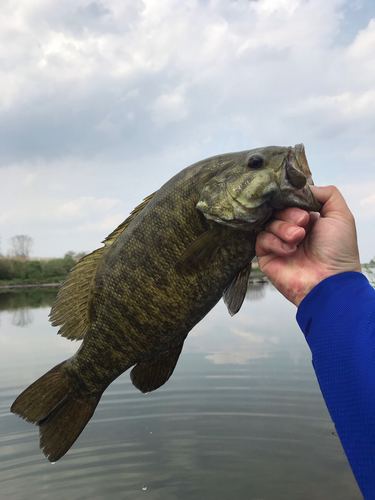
left=0, top=285, right=361, bottom=500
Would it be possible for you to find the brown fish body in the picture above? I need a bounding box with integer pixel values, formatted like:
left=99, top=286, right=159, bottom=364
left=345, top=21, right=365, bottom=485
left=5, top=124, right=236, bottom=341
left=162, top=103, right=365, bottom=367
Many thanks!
left=11, top=145, right=321, bottom=461
left=73, top=155, right=257, bottom=392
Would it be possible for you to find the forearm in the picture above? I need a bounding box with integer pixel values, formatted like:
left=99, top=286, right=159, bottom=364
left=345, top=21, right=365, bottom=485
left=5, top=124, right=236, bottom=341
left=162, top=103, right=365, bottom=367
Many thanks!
left=296, top=272, right=375, bottom=499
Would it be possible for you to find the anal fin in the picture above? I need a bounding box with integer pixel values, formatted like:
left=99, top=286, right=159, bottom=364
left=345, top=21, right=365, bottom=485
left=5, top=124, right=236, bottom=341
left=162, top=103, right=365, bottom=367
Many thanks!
left=223, top=262, right=252, bottom=316
left=130, top=343, right=184, bottom=393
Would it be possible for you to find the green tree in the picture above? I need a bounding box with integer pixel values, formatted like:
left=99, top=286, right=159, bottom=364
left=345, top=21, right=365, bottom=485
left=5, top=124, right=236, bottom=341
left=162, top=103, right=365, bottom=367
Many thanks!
left=42, top=256, right=76, bottom=279
left=0, top=259, right=15, bottom=280
left=21, top=260, right=43, bottom=280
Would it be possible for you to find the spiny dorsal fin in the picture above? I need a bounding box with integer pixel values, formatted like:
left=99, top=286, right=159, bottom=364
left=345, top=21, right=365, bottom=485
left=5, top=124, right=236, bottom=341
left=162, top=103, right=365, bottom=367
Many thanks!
left=49, top=193, right=156, bottom=341
left=102, top=192, right=155, bottom=246
left=223, top=262, right=252, bottom=316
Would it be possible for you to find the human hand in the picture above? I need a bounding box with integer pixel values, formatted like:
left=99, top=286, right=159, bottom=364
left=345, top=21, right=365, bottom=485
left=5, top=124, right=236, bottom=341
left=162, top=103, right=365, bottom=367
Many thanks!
left=256, top=185, right=362, bottom=307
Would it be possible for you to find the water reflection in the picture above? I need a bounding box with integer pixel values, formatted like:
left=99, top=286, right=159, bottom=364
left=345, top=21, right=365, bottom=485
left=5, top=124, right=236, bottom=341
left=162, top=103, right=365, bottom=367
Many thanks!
left=0, top=285, right=361, bottom=500
left=0, top=288, right=58, bottom=310
left=246, top=281, right=267, bottom=301
left=0, top=288, right=58, bottom=327
left=11, top=308, right=33, bottom=327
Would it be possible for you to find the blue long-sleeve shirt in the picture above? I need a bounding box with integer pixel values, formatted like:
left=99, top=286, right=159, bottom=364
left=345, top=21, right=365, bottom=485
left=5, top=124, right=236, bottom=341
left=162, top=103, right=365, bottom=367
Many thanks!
left=296, top=272, right=375, bottom=499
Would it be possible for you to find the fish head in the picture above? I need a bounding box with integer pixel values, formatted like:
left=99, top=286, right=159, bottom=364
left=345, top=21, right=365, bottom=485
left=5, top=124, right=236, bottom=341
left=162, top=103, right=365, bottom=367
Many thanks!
left=197, top=143, right=322, bottom=229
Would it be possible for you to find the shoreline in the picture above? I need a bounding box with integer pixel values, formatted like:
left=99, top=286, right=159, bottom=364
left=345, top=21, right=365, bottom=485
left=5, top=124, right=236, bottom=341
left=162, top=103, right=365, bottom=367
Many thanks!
left=0, top=282, right=62, bottom=290
left=0, top=273, right=268, bottom=290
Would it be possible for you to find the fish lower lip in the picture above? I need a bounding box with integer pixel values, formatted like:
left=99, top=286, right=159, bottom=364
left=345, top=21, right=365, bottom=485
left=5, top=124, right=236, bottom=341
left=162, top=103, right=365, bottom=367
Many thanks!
left=270, top=194, right=322, bottom=212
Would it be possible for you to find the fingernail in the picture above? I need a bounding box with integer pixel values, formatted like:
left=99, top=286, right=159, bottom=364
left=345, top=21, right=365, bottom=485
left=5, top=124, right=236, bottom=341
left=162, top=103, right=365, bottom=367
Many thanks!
left=282, top=242, right=296, bottom=252
left=290, top=210, right=305, bottom=224
left=286, top=227, right=300, bottom=238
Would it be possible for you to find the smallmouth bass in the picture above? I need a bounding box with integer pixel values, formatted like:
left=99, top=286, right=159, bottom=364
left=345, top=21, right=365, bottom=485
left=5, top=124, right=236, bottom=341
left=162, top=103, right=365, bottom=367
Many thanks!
left=11, top=144, right=321, bottom=461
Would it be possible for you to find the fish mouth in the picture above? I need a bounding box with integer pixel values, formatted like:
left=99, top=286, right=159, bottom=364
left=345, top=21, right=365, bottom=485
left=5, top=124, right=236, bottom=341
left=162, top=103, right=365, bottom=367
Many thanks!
left=272, top=155, right=322, bottom=212
left=270, top=185, right=322, bottom=212
left=226, top=180, right=321, bottom=218
left=296, top=193, right=322, bottom=212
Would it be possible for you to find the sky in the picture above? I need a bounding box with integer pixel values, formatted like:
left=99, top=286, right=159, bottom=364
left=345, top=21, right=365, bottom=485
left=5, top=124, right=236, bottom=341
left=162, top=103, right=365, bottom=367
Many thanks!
left=1, top=0, right=375, bottom=261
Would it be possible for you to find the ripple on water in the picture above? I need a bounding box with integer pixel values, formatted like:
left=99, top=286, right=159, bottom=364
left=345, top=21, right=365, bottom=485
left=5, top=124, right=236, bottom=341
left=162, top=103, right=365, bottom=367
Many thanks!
left=0, top=290, right=361, bottom=500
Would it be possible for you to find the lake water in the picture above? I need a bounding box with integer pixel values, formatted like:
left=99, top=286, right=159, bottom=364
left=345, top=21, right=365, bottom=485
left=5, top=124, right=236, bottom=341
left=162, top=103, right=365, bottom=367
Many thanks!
left=0, top=285, right=361, bottom=500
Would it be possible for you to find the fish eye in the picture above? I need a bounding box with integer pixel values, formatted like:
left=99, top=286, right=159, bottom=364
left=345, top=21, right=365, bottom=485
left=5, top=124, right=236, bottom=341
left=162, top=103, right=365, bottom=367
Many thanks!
left=247, top=156, right=264, bottom=169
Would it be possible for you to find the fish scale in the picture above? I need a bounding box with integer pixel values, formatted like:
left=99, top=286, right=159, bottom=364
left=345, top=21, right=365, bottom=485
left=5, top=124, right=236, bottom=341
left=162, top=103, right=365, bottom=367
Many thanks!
left=11, top=144, right=321, bottom=462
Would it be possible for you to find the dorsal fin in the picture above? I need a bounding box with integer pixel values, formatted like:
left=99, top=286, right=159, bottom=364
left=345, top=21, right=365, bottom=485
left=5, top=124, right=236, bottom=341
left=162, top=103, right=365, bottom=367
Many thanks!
left=102, top=192, right=155, bottom=246
left=49, top=193, right=156, bottom=340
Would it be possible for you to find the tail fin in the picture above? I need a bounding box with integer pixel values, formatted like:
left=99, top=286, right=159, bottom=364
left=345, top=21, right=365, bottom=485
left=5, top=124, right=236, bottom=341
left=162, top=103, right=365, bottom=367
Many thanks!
left=11, top=361, right=101, bottom=462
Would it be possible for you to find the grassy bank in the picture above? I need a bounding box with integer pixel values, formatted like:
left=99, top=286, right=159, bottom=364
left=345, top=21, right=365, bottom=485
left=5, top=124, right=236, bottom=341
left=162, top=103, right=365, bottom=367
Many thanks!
left=0, top=256, right=267, bottom=289
left=0, top=256, right=76, bottom=287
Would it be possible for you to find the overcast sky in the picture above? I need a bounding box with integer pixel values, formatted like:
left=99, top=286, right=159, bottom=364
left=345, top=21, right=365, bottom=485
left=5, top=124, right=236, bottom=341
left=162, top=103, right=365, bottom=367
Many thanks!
left=1, top=0, right=375, bottom=261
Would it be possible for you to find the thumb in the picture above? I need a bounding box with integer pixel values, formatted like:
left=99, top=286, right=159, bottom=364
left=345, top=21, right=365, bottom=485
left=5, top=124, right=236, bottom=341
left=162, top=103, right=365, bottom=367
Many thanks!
left=310, top=185, right=352, bottom=220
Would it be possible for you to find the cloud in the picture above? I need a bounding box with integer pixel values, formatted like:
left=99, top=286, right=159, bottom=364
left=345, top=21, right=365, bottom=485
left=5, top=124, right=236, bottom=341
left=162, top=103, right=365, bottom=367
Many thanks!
left=340, top=182, right=375, bottom=219
left=0, top=160, right=128, bottom=256
left=1, top=0, right=375, bottom=259
left=346, top=17, right=375, bottom=62
left=339, top=182, right=375, bottom=262
left=57, top=196, right=120, bottom=219
left=77, top=215, right=125, bottom=233
left=360, top=194, right=375, bottom=206
left=152, top=85, right=188, bottom=125
left=296, top=90, right=375, bottom=119
left=0, top=0, right=355, bottom=164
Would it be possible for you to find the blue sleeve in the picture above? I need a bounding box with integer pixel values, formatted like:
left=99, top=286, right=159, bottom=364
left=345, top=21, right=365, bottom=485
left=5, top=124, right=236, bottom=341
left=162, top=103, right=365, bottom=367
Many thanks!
left=296, top=272, right=375, bottom=499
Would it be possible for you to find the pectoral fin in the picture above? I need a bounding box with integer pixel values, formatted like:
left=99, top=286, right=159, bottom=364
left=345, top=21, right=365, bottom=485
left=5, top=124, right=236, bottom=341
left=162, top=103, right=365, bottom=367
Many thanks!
left=130, top=343, right=184, bottom=393
left=223, top=262, right=252, bottom=316
left=175, top=228, right=223, bottom=273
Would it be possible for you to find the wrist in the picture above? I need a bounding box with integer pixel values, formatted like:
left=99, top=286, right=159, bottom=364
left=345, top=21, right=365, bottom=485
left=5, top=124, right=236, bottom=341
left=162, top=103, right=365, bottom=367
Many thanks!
left=294, top=268, right=363, bottom=307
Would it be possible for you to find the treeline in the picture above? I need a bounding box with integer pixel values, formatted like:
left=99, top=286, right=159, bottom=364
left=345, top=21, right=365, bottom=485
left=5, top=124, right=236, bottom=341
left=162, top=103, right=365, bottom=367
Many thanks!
left=0, top=256, right=76, bottom=283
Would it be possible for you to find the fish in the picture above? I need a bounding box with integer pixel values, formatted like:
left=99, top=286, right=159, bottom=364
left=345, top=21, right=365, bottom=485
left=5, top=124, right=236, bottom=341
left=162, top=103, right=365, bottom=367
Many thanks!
left=11, top=143, right=321, bottom=462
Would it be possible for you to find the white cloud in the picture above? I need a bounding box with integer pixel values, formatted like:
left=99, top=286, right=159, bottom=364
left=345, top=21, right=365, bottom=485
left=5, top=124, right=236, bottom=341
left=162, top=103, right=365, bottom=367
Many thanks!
left=360, top=194, right=375, bottom=206
left=0, top=159, right=129, bottom=256
left=297, top=90, right=375, bottom=119
left=77, top=215, right=125, bottom=233
left=339, top=182, right=375, bottom=262
left=152, top=85, right=188, bottom=125
left=340, top=182, right=375, bottom=219
left=0, top=0, right=375, bottom=259
left=346, top=17, right=375, bottom=60
left=57, top=196, right=120, bottom=218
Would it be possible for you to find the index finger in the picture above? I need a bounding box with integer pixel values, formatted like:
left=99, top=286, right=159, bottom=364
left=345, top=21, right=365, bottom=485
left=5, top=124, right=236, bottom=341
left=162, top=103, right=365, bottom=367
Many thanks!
left=272, top=207, right=310, bottom=227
